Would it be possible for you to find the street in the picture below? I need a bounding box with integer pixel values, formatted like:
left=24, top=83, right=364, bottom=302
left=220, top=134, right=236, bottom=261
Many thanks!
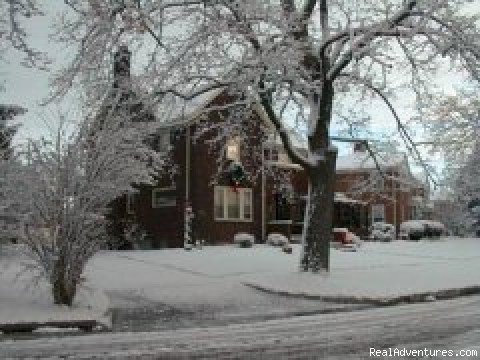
left=2, top=295, right=480, bottom=359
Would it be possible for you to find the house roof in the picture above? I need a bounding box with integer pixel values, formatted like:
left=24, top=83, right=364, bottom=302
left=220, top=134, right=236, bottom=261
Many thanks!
left=155, top=88, right=226, bottom=128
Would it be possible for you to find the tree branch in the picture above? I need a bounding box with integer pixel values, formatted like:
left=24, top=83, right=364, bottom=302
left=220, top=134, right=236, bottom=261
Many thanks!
left=338, top=73, right=437, bottom=187
left=254, top=87, right=310, bottom=169
left=327, top=1, right=417, bottom=80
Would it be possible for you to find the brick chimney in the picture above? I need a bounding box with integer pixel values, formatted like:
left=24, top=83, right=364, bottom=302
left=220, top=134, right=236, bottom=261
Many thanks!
left=113, top=45, right=131, bottom=89
left=353, top=141, right=368, bottom=153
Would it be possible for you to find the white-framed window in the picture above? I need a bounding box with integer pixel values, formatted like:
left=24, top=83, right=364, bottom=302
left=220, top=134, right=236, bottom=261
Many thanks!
left=214, top=186, right=252, bottom=221
left=370, top=172, right=385, bottom=191
left=126, top=192, right=135, bottom=214
left=371, top=204, right=385, bottom=223
left=152, top=187, right=176, bottom=208
left=226, top=137, right=240, bottom=162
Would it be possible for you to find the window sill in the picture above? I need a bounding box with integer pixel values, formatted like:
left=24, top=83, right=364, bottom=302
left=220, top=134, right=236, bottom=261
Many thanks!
left=214, top=218, right=253, bottom=223
left=268, top=220, right=293, bottom=225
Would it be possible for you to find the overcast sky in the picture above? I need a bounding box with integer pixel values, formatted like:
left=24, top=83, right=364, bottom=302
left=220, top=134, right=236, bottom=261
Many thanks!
left=1, top=1, right=479, bottom=176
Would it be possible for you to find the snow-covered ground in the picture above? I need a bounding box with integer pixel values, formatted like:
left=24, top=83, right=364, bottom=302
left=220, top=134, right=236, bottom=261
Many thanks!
left=245, top=237, right=480, bottom=302
left=86, top=237, right=480, bottom=304
left=2, top=237, right=480, bottom=331
left=0, top=246, right=110, bottom=328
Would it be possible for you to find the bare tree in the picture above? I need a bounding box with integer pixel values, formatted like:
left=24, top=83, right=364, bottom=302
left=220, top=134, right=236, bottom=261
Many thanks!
left=0, top=0, right=48, bottom=68
left=424, top=88, right=480, bottom=170
left=1, top=113, right=162, bottom=306
left=423, top=87, right=480, bottom=233
left=55, top=0, right=479, bottom=271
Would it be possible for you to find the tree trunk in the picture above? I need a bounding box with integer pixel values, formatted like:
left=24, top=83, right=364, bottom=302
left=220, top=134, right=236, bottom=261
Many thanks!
left=52, top=255, right=76, bottom=306
left=300, top=148, right=337, bottom=272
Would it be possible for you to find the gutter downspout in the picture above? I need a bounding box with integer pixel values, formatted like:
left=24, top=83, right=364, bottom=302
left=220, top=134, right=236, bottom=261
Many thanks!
left=184, top=126, right=191, bottom=248
left=261, top=143, right=266, bottom=243
left=186, top=126, right=191, bottom=203
left=394, top=180, right=397, bottom=238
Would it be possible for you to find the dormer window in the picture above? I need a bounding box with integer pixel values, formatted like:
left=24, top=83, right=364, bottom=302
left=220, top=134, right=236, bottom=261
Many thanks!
left=226, top=137, right=240, bottom=162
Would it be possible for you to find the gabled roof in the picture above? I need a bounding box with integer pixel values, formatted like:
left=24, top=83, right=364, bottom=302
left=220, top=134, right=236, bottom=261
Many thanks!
left=155, top=88, right=225, bottom=128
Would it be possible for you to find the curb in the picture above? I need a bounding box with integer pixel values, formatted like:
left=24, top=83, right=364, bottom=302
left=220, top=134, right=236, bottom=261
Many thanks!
left=243, top=282, right=480, bottom=306
left=0, top=320, right=110, bottom=335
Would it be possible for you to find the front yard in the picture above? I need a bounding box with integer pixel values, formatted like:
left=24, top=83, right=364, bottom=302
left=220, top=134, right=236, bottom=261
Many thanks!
left=1, top=237, right=480, bottom=333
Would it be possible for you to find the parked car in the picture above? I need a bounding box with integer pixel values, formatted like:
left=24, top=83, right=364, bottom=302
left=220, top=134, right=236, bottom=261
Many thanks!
left=369, top=222, right=395, bottom=242
left=400, top=220, right=446, bottom=240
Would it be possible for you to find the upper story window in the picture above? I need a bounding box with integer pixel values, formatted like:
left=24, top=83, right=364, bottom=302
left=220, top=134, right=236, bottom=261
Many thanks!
left=226, top=137, right=240, bottom=162
left=264, top=148, right=279, bottom=162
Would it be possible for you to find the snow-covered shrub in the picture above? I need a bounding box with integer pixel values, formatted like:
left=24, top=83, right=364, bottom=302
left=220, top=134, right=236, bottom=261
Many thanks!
left=400, top=220, right=446, bottom=240
left=233, top=233, right=254, bottom=248
left=400, top=221, right=426, bottom=240
left=1, top=115, right=163, bottom=306
left=266, top=233, right=289, bottom=247
left=369, top=222, right=395, bottom=242
left=423, top=221, right=446, bottom=238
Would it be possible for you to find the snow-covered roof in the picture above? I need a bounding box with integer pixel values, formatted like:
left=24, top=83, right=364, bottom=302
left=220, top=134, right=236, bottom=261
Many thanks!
left=336, top=151, right=407, bottom=172
left=410, top=172, right=429, bottom=190
left=155, top=88, right=225, bottom=128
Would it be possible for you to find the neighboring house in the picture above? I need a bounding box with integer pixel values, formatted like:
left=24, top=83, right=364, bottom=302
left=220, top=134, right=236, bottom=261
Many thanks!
left=409, top=173, right=434, bottom=221
left=335, top=142, right=430, bottom=233
left=432, top=189, right=465, bottom=236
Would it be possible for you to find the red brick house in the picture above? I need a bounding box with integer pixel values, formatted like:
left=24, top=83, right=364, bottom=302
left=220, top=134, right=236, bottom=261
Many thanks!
left=103, top=47, right=372, bottom=248
left=335, top=142, right=430, bottom=234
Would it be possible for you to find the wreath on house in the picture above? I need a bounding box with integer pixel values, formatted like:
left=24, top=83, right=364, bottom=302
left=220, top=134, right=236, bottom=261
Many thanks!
left=227, top=161, right=245, bottom=191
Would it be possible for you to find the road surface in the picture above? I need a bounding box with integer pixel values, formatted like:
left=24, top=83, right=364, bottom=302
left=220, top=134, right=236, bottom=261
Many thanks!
left=1, top=295, right=480, bottom=359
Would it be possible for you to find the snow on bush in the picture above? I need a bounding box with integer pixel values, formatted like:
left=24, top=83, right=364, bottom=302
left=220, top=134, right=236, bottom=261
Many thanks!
left=400, top=220, right=426, bottom=233
left=233, top=233, right=255, bottom=248
left=266, top=233, right=289, bottom=247
left=425, top=221, right=445, bottom=232
left=400, top=220, right=446, bottom=240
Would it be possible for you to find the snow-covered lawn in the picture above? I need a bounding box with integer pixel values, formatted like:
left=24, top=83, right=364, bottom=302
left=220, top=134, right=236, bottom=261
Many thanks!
left=245, top=237, right=480, bottom=302
left=2, top=237, right=480, bottom=329
left=85, top=237, right=480, bottom=305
